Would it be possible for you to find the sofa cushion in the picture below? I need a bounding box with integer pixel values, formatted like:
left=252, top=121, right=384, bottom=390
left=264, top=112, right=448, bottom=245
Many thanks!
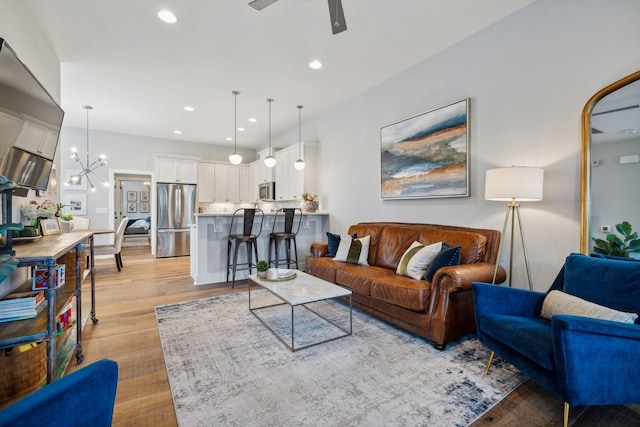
left=347, top=224, right=386, bottom=266
left=540, top=290, right=638, bottom=324
left=479, top=314, right=555, bottom=371
left=334, top=234, right=371, bottom=265
left=563, top=254, right=640, bottom=315
left=417, top=229, right=486, bottom=265
left=336, top=265, right=394, bottom=296
left=374, top=227, right=421, bottom=270
left=306, top=257, right=340, bottom=283
left=396, top=241, right=442, bottom=280
left=371, top=275, right=433, bottom=311
left=424, top=245, right=462, bottom=281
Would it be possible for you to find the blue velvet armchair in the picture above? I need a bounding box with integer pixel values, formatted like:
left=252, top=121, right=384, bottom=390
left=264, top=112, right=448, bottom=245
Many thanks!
left=473, top=253, right=640, bottom=427
left=0, top=359, right=118, bottom=427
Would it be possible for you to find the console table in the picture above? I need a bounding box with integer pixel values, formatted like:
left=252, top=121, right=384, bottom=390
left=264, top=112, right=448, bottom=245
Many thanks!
left=0, top=232, right=98, bottom=383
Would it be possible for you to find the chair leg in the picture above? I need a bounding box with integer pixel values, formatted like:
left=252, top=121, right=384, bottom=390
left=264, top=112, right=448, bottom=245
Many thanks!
left=114, top=254, right=121, bottom=272
left=232, top=241, right=240, bottom=288
left=285, top=238, right=291, bottom=269
left=246, top=241, right=253, bottom=275
left=226, top=240, right=232, bottom=283
left=483, top=351, right=495, bottom=375
left=118, top=253, right=124, bottom=268
left=563, top=402, right=569, bottom=427
left=292, top=237, right=298, bottom=269
left=252, top=239, right=259, bottom=272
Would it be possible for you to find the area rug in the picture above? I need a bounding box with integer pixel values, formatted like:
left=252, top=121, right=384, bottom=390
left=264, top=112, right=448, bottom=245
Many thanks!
left=155, top=290, right=526, bottom=427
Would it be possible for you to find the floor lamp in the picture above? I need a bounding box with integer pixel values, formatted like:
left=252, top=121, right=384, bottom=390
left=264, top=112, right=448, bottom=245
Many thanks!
left=485, top=166, right=544, bottom=290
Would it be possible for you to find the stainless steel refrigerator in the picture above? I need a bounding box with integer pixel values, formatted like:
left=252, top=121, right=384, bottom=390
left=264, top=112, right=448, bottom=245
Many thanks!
left=156, top=183, right=196, bottom=258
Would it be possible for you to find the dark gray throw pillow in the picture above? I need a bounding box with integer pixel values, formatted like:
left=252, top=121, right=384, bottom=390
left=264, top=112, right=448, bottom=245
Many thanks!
left=424, top=245, right=461, bottom=281
left=326, top=232, right=341, bottom=257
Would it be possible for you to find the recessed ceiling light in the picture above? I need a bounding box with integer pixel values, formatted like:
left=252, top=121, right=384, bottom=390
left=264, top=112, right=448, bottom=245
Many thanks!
left=309, top=60, right=322, bottom=69
left=237, top=127, right=245, bottom=132
left=226, top=137, right=233, bottom=141
left=184, top=106, right=194, bottom=112
left=249, top=117, right=257, bottom=123
left=173, top=130, right=182, bottom=135
left=158, top=10, right=177, bottom=24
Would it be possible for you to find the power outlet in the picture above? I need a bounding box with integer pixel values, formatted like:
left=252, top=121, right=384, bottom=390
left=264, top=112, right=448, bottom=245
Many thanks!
left=600, top=225, right=611, bottom=233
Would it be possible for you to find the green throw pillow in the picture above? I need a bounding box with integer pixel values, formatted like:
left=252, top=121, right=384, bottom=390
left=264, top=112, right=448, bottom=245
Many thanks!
left=333, top=234, right=370, bottom=265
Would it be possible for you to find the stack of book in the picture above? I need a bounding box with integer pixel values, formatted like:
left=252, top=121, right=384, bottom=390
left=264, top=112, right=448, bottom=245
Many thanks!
left=0, top=291, right=47, bottom=323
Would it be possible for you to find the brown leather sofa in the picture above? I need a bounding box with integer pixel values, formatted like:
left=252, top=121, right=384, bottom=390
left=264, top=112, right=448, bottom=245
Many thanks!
left=307, top=222, right=505, bottom=349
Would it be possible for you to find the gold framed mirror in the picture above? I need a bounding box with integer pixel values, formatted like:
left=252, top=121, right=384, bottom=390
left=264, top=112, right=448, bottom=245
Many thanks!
left=581, top=70, right=640, bottom=254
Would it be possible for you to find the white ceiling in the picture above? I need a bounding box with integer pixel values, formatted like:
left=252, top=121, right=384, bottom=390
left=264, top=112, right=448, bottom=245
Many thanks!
left=25, top=0, right=535, bottom=150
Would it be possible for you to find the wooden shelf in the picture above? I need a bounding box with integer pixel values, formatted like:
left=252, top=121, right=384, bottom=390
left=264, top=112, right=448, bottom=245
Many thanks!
left=0, top=232, right=97, bottom=384
left=0, top=281, right=75, bottom=346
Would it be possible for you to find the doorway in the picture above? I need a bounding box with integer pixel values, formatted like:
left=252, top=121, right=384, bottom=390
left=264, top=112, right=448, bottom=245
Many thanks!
left=114, top=172, right=152, bottom=249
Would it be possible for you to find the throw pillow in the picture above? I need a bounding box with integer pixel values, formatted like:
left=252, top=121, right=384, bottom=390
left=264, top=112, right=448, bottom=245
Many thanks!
left=396, top=241, right=442, bottom=281
left=333, top=234, right=370, bottom=265
left=325, top=232, right=341, bottom=257
left=424, top=245, right=462, bottom=282
left=540, top=290, right=638, bottom=324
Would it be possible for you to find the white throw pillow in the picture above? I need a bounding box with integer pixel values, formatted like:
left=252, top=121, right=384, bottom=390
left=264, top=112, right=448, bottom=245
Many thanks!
left=540, top=290, right=638, bottom=324
left=333, top=234, right=370, bottom=265
left=396, top=241, right=443, bottom=280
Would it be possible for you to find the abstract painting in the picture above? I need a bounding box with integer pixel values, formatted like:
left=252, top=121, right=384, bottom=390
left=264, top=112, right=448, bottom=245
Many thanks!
left=380, top=98, right=469, bottom=199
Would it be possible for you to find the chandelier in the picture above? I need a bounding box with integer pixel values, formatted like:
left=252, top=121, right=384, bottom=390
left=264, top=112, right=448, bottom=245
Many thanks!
left=66, top=105, right=108, bottom=191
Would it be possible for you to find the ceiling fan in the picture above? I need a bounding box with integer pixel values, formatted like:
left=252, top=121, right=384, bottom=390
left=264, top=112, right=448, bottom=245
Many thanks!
left=249, top=0, right=347, bottom=35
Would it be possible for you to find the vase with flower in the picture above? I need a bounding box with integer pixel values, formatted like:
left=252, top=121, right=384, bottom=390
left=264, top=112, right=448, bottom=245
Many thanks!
left=20, top=200, right=57, bottom=226
left=301, top=193, right=318, bottom=212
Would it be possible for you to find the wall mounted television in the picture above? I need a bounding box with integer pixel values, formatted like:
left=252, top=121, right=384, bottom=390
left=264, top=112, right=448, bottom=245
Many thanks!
left=0, top=38, right=64, bottom=191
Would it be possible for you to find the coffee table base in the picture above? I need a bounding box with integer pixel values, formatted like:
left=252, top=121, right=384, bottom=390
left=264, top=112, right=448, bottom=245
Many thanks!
left=249, top=284, right=352, bottom=352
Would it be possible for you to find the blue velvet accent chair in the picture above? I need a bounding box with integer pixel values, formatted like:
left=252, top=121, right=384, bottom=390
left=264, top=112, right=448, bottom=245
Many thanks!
left=0, top=359, right=118, bottom=427
left=473, top=253, right=640, bottom=427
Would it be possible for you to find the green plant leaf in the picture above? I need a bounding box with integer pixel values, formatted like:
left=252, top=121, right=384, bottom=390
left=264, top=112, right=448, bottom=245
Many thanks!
left=616, top=221, right=633, bottom=237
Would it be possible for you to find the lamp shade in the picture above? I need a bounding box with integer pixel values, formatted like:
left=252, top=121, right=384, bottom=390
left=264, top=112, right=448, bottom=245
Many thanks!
left=485, top=166, right=544, bottom=202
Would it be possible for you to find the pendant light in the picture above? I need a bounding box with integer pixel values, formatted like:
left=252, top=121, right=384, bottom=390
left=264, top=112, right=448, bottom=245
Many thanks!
left=264, top=98, right=276, bottom=168
left=228, top=90, right=242, bottom=165
left=66, top=105, right=108, bottom=191
left=294, top=105, right=305, bottom=171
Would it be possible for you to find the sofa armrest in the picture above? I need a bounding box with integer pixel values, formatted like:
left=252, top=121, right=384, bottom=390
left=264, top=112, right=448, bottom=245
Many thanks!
left=432, top=262, right=506, bottom=294
left=472, top=282, right=546, bottom=318
left=552, top=315, right=640, bottom=405
left=0, top=359, right=118, bottom=427
left=310, top=242, right=328, bottom=258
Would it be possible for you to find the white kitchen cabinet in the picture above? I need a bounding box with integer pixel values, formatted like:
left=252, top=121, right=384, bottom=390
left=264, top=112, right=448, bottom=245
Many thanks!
left=197, top=162, right=215, bottom=202
left=14, top=118, right=59, bottom=160
left=273, top=142, right=318, bottom=201
left=213, top=163, right=248, bottom=203
left=155, top=157, right=198, bottom=183
left=239, top=166, right=250, bottom=203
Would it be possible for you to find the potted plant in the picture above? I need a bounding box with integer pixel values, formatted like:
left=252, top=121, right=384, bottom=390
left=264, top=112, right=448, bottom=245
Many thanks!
left=256, top=260, right=269, bottom=279
left=592, top=221, right=640, bottom=258
left=301, top=193, right=318, bottom=212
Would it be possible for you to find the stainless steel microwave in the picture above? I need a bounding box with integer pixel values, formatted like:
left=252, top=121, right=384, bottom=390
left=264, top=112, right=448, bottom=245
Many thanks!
left=259, top=181, right=276, bottom=200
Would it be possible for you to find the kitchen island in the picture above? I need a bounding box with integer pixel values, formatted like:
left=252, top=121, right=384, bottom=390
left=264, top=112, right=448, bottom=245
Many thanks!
left=190, top=212, right=329, bottom=285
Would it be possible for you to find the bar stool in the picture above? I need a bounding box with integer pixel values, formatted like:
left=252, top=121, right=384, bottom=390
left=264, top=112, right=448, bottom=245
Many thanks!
left=268, top=208, right=302, bottom=270
left=227, top=208, right=264, bottom=287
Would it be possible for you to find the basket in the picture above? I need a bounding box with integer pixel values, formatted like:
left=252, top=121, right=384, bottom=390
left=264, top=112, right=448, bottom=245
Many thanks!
left=0, top=341, right=47, bottom=403
left=57, top=250, right=86, bottom=283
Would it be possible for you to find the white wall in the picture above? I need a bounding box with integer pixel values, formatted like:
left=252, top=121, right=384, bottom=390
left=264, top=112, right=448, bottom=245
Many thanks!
left=271, top=0, right=640, bottom=290
left=0, top=0, right=62, bottom=296
left=58, top=127, right=256, bottom=232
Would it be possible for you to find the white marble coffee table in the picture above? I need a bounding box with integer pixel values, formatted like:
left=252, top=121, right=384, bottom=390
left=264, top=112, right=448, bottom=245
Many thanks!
left=248, top=270, right=352, bottom=351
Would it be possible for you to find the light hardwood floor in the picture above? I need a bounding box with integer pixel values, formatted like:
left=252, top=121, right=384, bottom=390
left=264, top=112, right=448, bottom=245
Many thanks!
left=67, top=246, right=640, bottom=426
